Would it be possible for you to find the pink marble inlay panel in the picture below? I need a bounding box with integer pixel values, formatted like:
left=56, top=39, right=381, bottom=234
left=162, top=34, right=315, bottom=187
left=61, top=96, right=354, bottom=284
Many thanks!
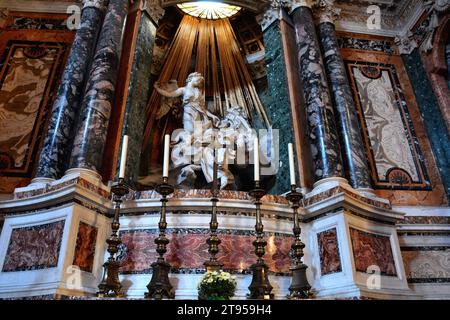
left=120, top=230, right=293, bottom=274
left=350, top=228, right=396, bottom=276
left=317, top=228, right=342, bottom=275
left=2, top=220, right=65, bottom=272
left=72, top=222, right=98, bottom=273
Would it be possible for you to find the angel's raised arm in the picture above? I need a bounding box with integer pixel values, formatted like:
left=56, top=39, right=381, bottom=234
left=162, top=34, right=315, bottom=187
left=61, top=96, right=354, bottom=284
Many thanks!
left=154, top=82, right=184, bottom=98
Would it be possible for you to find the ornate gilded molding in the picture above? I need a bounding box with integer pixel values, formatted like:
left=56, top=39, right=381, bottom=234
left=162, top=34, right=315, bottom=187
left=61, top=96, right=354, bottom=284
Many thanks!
left=313, top=0, right=341, bottom=25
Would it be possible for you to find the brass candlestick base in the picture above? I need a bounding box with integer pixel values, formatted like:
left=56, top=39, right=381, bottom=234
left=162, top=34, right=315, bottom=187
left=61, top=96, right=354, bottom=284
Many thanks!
left=97, top=178, right=129, bottom=298
left=248, top=181, right=274, bottom=300
left=286, top=185, right=311, bottom=299
left=145, top=178, right=175, bottom=300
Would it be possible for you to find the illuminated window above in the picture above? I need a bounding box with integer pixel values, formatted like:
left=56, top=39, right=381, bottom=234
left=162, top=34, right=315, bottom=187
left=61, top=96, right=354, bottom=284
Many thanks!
left=177, top=1, right=242, bottom=20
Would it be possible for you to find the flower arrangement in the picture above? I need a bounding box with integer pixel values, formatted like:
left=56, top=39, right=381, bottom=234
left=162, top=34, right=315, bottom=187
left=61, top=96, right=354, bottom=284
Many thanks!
left=198, top=271, right=237, bottom=300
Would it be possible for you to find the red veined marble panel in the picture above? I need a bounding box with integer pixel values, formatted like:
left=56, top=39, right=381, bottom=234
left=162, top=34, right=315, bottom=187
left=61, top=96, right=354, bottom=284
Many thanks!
left=72, top=222, right=98, bottom=273
left=317, top=228, right=342, bottom=275
left=350, top=227, right=396, bottom=276
left=2, top=220, right=65, bottom=272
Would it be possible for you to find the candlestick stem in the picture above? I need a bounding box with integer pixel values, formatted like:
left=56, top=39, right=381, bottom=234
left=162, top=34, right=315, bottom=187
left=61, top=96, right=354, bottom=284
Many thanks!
left=145, top=177, right=175, bottom=300
left=286, top=185, right=311, bottom=299
left=248, top=181, right=273, bottom=300
left=97, top=178, right=129, bottom=298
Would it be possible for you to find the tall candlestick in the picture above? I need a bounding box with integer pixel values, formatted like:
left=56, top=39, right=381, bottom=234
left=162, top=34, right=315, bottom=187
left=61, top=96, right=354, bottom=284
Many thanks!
left=163, top=134, right=170, bottom=178
left=254, top=136, right=260, bottom=182
left=119, top=135, right=129, bottom=179
left=288, top=143, right=296, bottom=186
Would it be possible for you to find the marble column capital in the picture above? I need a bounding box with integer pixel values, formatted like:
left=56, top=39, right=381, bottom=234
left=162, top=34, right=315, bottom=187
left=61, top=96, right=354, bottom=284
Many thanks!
left=82, top=0, right=109, bottom=11
left=256, top=1, right=284, bottom=31
left=145, top=0, right=165, bottom=25
left=394, top=31, right=418, bottom=55
left=313, top=0, right=341, bottom=25
left=287, top=0, right=317, bottom=13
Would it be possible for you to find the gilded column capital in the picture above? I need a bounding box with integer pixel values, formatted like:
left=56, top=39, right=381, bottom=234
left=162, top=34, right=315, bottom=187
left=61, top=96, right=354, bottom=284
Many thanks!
left=313, top=0, right=341, bottom=25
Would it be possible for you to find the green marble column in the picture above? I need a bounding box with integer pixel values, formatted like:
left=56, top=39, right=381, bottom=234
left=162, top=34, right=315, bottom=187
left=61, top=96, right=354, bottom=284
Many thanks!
left=260, top=20, right=295, bottom=194
left=403, top=49, right=450, bottom=202
left=117, top=12, right=157, bottom=188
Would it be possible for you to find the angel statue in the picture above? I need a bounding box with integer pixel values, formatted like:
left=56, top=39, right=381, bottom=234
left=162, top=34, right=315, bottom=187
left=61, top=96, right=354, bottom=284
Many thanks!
left=153, top=72, right=273, bottom=190
left=154, top=72, right=220, bottom=133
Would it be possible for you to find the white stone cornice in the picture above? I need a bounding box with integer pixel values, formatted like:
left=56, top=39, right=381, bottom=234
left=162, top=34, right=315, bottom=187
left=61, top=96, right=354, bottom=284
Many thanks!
left=0, top=0, right=79, bottom=14
left=313, top=0, right=341, bottom=25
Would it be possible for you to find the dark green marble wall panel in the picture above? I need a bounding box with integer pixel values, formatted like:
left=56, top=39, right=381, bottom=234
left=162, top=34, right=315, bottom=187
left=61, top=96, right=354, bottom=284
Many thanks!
left=117, top=12, right=156, bottom=187
left=403, top=49, right=450, bottom=202
left=260, top=22, right=294, bottom=195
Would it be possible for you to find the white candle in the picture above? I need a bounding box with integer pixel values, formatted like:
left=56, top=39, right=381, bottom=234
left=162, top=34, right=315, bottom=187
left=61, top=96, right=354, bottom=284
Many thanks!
left=288, top=143, right=296, bottom=186
left=119, top=135, right=129, bottom=179
left=254, top=136, right=260, bottom=182
left=163, top=134, right=170, bottom=178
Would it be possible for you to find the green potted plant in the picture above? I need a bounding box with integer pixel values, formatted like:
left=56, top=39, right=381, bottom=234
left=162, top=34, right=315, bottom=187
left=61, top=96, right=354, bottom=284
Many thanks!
left=198, top=271, right=237, bottom=300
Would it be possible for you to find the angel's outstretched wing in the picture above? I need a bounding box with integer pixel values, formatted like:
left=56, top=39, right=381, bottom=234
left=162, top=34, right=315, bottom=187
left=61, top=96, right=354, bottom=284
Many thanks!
left=156, top=80, right=180, bottom=120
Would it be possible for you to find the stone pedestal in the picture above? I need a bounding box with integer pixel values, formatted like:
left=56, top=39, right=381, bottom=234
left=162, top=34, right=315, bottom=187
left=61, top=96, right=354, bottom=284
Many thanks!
left=0, top=177, right=445, bottom=300
left=0, top=202, right=110, bottom=298
left=303, top=181, right=415, bottom=299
